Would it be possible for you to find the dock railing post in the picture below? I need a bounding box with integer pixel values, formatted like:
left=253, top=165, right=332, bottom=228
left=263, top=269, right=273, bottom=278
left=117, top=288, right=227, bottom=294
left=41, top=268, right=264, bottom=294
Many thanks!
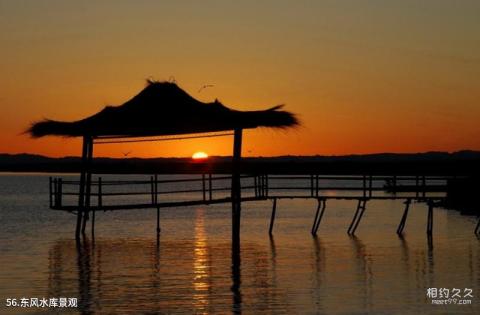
left=49, top=177, right=53, bottom=208
left=92, top=177, right=101, bottom=238
left=202, top=174, right=206, bottom=202
left=310, top=174, right=314, bottom=197
left=422, top=175, right=426, bottom=199
left=209, top=174, right=212, bottom=201
left=263, top=175, right=266, bottom=197
left=150, top=176, right=154, bottom=205
left=256, top=176, right=259, bottom=197
left=261, top=175, right=265, bottom=197
left=154, top=174, right=158, bottom=205
left=369, top=175, right=373, bottom=198
left=362, top=175, right=366, bottom=199
left=415, top=176, right=419, bottom=199
left=58, top=178, right=63, bottom=208
left=265, top=174, right=268, bottom=197
left=155, top=174, right=160, bottom=234
left=98, top=177, right=102, bottom=208
left=53, top=178, right=58, bottom=208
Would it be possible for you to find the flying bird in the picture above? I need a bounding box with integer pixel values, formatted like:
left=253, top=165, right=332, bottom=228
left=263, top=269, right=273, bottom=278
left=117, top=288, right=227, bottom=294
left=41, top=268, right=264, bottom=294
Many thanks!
left=122, top=151, right=132, bottom=157
left=198, top=84, right=214, bottom=93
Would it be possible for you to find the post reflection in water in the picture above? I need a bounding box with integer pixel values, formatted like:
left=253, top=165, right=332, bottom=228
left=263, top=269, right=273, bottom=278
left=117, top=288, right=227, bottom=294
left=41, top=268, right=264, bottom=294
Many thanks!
left=311, top=236, right=325, bottom=305
left=47, top=223, right=287, bottom=313
left=231, top=236, right=242, bottom=314
left=269, top=235, right=277, bottom=288
left=44, top=226, right=479, bottom=314
left=76, top=238, right=93, bottom=314
left=349, top=236, right=373, bottom=311
left=312, top=236, right=325, bottom=280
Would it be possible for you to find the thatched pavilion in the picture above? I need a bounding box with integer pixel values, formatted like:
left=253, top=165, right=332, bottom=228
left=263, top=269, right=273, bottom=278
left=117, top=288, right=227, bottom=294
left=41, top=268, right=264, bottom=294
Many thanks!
left=28, top=80, right=298, bottom=241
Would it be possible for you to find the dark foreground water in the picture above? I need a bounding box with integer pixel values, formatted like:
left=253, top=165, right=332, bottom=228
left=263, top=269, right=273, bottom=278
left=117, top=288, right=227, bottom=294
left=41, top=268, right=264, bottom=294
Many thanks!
left=0, top=173, right=479, bottom=314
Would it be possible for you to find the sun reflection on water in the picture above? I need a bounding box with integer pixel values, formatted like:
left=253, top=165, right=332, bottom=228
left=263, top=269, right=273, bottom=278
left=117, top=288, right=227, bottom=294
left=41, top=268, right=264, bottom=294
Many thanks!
left=193, top=208, right=211, bottom=311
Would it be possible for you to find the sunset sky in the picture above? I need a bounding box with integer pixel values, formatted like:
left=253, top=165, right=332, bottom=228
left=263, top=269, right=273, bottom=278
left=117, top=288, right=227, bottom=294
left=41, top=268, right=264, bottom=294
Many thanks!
left=1, top=0, right=479, bottom=158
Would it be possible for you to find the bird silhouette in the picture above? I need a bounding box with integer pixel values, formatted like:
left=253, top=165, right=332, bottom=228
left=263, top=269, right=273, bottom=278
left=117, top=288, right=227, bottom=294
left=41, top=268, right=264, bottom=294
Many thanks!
left=122, top=151, right=132, bottom=157
left=198, top=84, right=214, bottom=93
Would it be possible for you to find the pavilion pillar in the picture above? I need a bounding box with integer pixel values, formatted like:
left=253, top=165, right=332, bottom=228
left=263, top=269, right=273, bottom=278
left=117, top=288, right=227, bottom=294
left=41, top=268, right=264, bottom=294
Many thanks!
left=231, top=128, right=243, bottom=246
left=75, top=136, right=89, bottom=240
left=81, top=136, right=94, bottom=235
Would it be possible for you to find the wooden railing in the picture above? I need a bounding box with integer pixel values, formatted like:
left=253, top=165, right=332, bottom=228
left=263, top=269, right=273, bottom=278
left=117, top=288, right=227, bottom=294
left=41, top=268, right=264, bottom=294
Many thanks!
left=48, top=174, right=456, bottom=211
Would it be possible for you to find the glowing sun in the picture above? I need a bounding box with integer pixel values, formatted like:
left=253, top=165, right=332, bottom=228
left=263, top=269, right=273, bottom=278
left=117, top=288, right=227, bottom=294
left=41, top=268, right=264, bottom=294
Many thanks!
left=192, top=151, right=208, bottom=160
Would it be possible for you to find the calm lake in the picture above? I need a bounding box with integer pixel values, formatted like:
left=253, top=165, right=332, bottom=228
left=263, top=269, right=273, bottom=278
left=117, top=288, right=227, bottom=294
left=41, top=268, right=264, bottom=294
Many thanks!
left=0, top=173, right=478, bottom=314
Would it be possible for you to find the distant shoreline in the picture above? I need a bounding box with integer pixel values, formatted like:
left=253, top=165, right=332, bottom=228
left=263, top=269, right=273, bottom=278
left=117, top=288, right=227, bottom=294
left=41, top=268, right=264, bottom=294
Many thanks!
left=1, top=151, right=479, bottom=175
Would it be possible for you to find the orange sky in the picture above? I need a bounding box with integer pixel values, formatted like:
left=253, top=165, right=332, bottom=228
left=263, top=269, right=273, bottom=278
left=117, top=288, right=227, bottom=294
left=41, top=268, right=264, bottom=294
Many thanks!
left=1, top=1, right=479, bottom=158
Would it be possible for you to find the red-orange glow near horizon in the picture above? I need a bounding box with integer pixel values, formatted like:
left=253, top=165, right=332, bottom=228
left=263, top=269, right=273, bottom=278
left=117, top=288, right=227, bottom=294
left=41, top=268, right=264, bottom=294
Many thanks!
left=192, top=151, right=209, bottom=160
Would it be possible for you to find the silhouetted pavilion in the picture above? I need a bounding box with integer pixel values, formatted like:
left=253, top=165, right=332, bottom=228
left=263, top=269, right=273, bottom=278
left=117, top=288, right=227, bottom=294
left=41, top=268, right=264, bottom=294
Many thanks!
left=28, top=80, right=298, bottom=241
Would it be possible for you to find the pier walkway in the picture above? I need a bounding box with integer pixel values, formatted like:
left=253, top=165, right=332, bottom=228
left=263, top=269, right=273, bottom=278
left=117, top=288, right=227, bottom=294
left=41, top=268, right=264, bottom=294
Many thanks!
left=48, top=174, right=479, bottom=236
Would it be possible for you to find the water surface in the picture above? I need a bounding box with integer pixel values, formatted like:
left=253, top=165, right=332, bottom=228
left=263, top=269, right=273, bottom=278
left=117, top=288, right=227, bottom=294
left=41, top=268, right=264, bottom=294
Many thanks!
left=0, top=173, right=478, bottom=314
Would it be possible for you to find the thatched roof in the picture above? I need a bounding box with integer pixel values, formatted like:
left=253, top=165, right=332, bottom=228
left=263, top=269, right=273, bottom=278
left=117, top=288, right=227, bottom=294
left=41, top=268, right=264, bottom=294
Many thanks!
left=28, top=81, right=298, bottom=138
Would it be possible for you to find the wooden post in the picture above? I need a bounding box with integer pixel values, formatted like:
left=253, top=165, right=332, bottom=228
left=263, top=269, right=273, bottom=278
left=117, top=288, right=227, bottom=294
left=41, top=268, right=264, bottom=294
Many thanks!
left=348, top=199, right=367, bottom=235
left=98, top=177, right=102, bottom=208
left=422, top=175, right=426, bottom=199
left=232, top=128, right=243, bottom=245
left=362, top=175, right=366, bottom=198
left=397, top=198, right=411, bottom=235
left=310, top=175, right=314, bottom=197
left=265, top=174, right=269, bottom=197
left=369, top=175, right=373, bottom=198
left=268, top=198, right=277, bottom=235
left=81, top=136, right=93, bottom=235
left=415, top=176, right=419, bottom=199
left=156, top=207, right=161, bottom=235
left=311, top=198, right=326, bottom=235
left=56, top=179, right=60, bottom=206
left=262, top=175, right=266, bottom=197
left=92, top=177, right=101, bottom=238
left=150, top=176, right=154, bottom=204
left=75, top=136, right=89, bottom=240
left=208, top=174, right=212, bottom=201
left=155, top=175, right=160, bottom=234
left=259, top=175, right=264, bottom=197
left=53, top=178, right=57, bottom=208
left=49, top=177, right=53, bottom=208
left=311, top=199, right=320, bottom=235
left=348, top=200, right=362, bottom=234
left=58, top=178, right=63, bottom=208
left=154, top=174, right=158, bottom=204
left=202, top=174, right=206, bottom=202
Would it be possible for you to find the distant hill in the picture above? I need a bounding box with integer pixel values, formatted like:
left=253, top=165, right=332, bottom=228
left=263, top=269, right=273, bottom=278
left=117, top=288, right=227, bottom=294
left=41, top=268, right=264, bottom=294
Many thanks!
left=1, top=151, right=479, bottom=175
